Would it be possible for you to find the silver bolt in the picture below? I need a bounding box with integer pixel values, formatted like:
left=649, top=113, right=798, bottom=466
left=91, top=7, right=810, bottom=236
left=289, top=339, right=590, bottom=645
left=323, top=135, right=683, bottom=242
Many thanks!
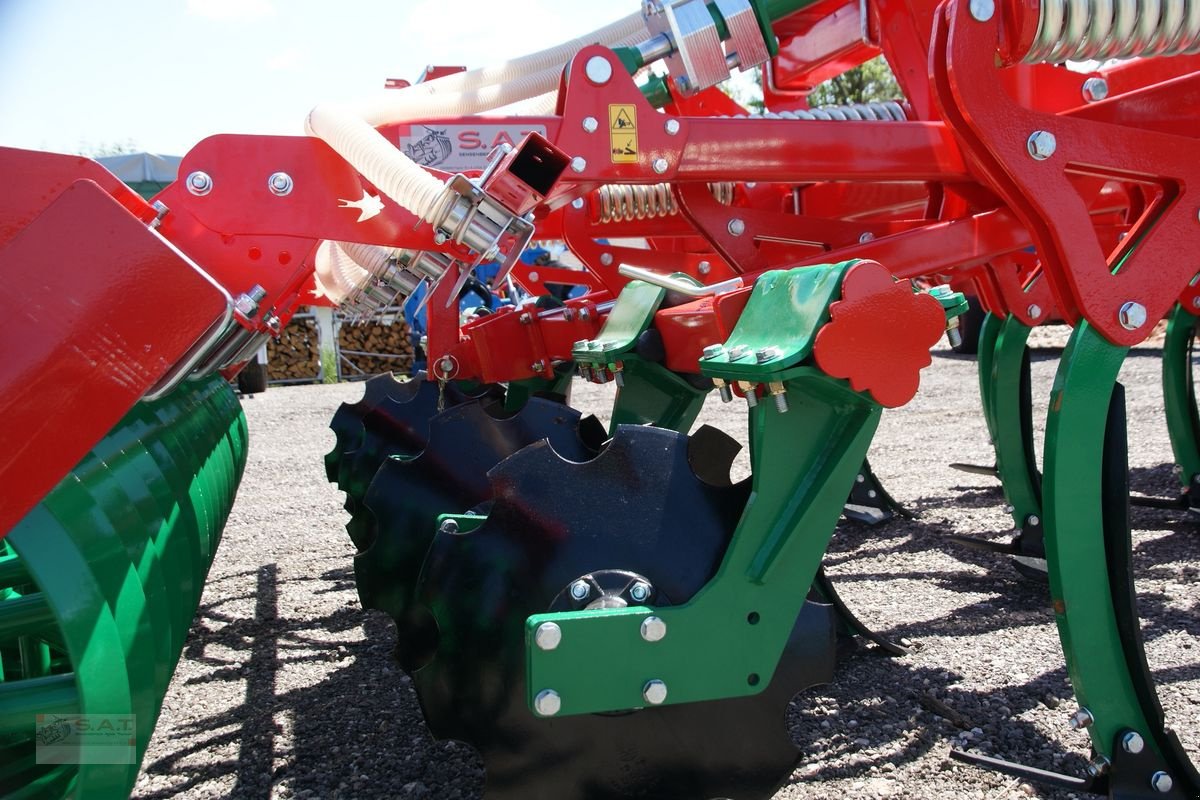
left=528, top=271, right=540, bottom=283
left=702, top=343, right=725, bottom=358
left=534, top=689, right=562, bottom=716
left=1028, top=304, right=1042, bottom=319
left=1119, top=301, right=1147, bottom=330
left=1193, top=296, right=1200, bottom=309
left=535, top=622, right=562, bottom=651
left=642, top=679, right=668, bottom=705
left=585, top=55, right=613, bottom=84
left=572, top=197, right=585, bottom=210
left=531, top=360, right=546, bottom=372
left=1068, top=707, right=1094, bottom=729
left=433, top=231, right=449, bottom=245
left=859, top=232, right=876, bottom=243
left=773, top=392, right=789, bottom=414
left=439, top=519, right=459, bottom=535
left=868, top=489, right=878, bottom=499
left=614, top=370, right=625, bottom=388
left=519, top=312, right=533, bottom=325
left=728, top=218, right=746, bottom=236
left=718, top=383, right=733, bottom=403
left=570, top=580, right=590, bottom=601
left=856, top=474, right=866, bottom=483
left=755, top=347, right=779, bottom=364
left=745, top=386, right=758, bottom=408
left=728, top=345, right=750, bottom=360
left=267, top=172, right=293, bottom=196
left=640, top=615, right=667, bottom=642
left=600, top=253, right=614, bottom=266
left=582, top=116, right=599, bottom=133
left=186, top=171, right=213, bottom=196
left=652, top=157, right=669, bottom=174
left=1121, top=731, right=1145, bottom=754
left=969, top=0, right=995, bottom=20
left=1151, top=771, right=1174, bottom=792
left=697, top=260, right=711, bottom=275
left=664, top=119, right=681, bottom=135
left=630, top=582, right=651, bottom=602
left=570, top=156, right=587, bottom=173
left=1085, top=755, right=1111, bottom=777
left=573, top=339, right=590, bottom=350
left=1082, top=77, right=1109, bottom=102
left=1027, top=514, right=1041, bottom=527
left=1027, top=130, right=1057, bottom=160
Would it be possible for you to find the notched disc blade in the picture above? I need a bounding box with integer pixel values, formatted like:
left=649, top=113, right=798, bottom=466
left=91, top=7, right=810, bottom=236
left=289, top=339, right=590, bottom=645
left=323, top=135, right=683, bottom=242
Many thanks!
left=410, top=424, right=836, bottom=800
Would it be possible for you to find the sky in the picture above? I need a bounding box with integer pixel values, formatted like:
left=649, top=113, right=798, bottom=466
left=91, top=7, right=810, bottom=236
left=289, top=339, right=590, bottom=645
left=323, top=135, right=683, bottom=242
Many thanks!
left=0, top=0, right=630, bottom=156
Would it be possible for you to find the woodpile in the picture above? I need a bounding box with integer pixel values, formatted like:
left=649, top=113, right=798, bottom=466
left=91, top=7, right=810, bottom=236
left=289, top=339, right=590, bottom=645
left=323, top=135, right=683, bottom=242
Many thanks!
left=337, top=314, right=415, bottom=378
left=266, top=314, right=321, bottom=382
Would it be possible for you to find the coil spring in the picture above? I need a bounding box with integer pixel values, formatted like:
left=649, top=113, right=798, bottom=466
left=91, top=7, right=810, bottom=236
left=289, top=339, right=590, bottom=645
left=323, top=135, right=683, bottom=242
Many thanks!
left=1025, top=0, right=1200, bottom=62
left=595, top=182, right=735, bottom=224
left=747, top=101, right=908, bottom=122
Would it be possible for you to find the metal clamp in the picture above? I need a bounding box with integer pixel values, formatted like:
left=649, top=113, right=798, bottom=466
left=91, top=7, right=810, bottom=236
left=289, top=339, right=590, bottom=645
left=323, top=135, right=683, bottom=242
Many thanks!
left=645, top=0, right=731, bottom=95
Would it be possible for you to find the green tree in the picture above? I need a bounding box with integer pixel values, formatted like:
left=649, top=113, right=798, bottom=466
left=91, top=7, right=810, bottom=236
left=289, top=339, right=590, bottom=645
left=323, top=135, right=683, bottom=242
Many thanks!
left=807, top=56, right=901, bottom=107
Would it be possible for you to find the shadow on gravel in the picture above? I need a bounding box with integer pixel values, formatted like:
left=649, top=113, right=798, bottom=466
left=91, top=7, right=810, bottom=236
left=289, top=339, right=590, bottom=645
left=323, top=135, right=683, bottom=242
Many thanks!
left=138, top=562, right=484, bottom=800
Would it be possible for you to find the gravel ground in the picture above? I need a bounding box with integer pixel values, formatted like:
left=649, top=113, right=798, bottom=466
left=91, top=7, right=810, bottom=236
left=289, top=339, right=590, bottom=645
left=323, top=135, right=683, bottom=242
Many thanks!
left=133, top=332, right=1199, bottom=800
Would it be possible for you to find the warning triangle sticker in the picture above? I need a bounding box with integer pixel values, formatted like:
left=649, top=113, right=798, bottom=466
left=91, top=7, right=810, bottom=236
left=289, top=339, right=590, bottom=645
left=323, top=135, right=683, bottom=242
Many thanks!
left=613, top=108, right=635, bottom=130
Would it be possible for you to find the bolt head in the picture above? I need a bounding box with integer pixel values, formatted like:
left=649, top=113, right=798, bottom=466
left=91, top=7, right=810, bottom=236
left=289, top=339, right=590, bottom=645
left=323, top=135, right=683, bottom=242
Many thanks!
left=600, top=253, right=614, bottom=266
left=1068, top=707, right=1094, bottom=729
left=535, top=622, right=562, bottom=651
left=1027, top=130, right=1057, bottom=160
left=1119, top=301, right=1148, bottom=330
left=570, top=156, right=587, bottom=173
left=1027, top=514, right=1041, bottom=527
left=697, top=260, right=711, bottom=275
left=1082, top=77, right=1109, bottom=102
left=1085, top=755, right=1110, bottom=777
left=727, top=218, right=746, bottom=236
left=1121, top=731, right=1145, bottom=754
left=702, top=343, right=725, bottom=358
left=1192, top=296, right=1200, bottom=309
left=531, top=360, right=546, bottom=372
left=569, top=580, right=591, bottom=601
left=728, top=344, right=750, bottom=360
left=859, top=232, right=876, bottom=244
left=582, top=116, right=599, bottom=134
left=755, top=346, right=779, bottom=364
left=652, top=157, right=669, bottom=174
left=584, top=55, right=613, bottom=85
left=571, top=197, right=585, bottom=210
left=534, top=689, right=562, bottom=716
left=968, top=0, right=995, bottom=20
left=1151, top=771, right=1174, bottom=792
left=186, top=171, right=213, bottom=196
left=640, top=615, right=667, bottom=642
left=629, top=581, right=651, bottom=602
left=664, top=119, right=681, bottom=135
left=642, top=679, right=668, bottom=705
left=1027, top=304, right=1042, bottom=319
left=267, top=172, right=293, bottom=196
left=573, top=339, right=590, bottom=350
left=438, top=518, right=459, bottom=535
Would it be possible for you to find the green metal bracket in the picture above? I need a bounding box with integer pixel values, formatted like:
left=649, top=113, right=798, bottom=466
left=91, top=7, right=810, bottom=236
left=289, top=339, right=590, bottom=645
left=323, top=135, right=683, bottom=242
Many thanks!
left=434, top=512, right=487, bottom=535
left=525, top=264, right=883, bottom=717
left=1043, top=321, right=1150, bottom=759
left=1161, top=303, right=1200, bottom=488
left=525, top=373, right=878, bottom=716
left=610, top=359, right=707, bottom=433
left=572, top=279, right=666, bottom=367
left=976, top=312, right=1005, bottom=447
left=698, top=263, right=855, bottom=382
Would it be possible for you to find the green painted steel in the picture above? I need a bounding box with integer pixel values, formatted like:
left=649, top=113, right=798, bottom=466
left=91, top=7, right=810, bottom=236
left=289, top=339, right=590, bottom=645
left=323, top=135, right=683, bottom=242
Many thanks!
left=572, top=279, right=666, bottom=367
left=988, top=316, right=1040, bottom=527
left=698, top=264, right=854, bottom=380
left=609, top=359, right=707, bottom=433
left=525, top=265, right=881, bottom=716
left=1043, top=322, right=1150, bottom=759
left=0, top=374, right=247, bottom=799
left=1161, top=304, right=1200, bottom=488
left=975, top=312, right=1004, bottom=448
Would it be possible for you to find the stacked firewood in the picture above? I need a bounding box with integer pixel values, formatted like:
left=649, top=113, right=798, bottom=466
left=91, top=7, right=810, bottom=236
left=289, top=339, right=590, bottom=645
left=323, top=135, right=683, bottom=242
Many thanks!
left=266, top=315, right=321, bottom=382
left=337, top=315, right=415, bottom=378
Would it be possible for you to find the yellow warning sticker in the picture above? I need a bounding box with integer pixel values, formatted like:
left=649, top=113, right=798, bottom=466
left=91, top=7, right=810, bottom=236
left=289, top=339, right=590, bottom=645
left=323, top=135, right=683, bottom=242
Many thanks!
left=609, top=104, right=638, bottom=163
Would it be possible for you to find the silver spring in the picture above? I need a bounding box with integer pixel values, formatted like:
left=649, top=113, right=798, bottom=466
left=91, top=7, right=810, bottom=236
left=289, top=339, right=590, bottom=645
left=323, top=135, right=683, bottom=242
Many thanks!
left=594, top=182, right=735, bottom=223
left=726, top=100, right=909, bottom=122
left=1024, top=0, right=1200, bottom=62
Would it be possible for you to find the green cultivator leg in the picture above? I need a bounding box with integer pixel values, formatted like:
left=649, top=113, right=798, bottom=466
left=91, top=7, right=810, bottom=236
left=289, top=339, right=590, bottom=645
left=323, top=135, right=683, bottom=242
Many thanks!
left=0, top=374, right=247, bottom=799
left=1043, top=323, right=1199, bottom=797
left=1161, top=304, right=1200, bottom=506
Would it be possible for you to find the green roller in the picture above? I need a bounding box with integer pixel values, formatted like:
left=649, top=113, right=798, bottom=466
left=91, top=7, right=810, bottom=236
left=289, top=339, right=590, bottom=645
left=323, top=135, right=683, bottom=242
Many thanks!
left=0, top=373, right=248, bottom=799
